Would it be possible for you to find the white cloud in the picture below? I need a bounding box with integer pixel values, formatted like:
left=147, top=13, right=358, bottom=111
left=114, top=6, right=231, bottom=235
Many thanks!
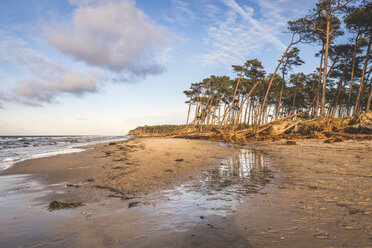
left=0, top=36, right=102, bottom=106
left=164, top=0, right=196, bottom=26
left=201, top=0, right=316, bottom=65
left=46, top=0, right=167, bottom=78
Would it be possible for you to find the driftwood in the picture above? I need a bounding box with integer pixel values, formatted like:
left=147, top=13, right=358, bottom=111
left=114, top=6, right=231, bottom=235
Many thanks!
left=325, top=132, right=372, bottom=139
left=239, top=110, right=310, bottom=137
left=259, top=109, right=310, bottom=128
left=276, top=121, right=301, bottom=135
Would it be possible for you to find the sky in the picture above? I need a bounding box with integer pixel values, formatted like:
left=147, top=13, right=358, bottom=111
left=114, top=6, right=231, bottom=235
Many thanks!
left=0, top=0, right=321, bottom=135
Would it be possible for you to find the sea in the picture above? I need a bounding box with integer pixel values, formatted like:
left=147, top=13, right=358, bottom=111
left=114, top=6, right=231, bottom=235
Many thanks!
left=0, top=135, right=129, bottom=171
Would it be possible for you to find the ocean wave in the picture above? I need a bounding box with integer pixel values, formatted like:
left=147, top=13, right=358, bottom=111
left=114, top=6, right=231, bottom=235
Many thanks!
left=2, top=158, right=14, bottom=163
left=0, top=135, right=129, bottom=171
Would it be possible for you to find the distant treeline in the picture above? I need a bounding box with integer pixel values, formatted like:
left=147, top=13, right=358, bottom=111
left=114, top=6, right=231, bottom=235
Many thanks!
left=129, top=125, right=187, bottom=135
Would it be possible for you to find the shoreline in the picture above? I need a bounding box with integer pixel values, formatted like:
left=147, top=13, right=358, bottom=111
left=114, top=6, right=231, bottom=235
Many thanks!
left=0, top=137, right=238, bottom=202
left=0, top=135, right=130, bottom=172
left=0, top=137, right=371, bottom=247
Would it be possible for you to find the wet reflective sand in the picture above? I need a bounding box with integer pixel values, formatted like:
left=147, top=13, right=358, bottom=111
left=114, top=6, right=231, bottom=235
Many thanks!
left=0, top=148, right=274, bottom=247
left=132, top=149, right=274, bottom=235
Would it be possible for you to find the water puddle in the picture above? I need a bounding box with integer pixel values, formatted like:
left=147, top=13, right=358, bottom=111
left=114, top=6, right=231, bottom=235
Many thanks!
left=138, top=148, right=274, bottom=232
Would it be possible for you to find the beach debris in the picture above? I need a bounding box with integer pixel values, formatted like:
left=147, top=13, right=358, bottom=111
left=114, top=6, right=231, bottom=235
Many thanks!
left=66, top=184, right=81, bottom=188
left=109, top=142, right=117, bottom=145
left=206, top=223, right=218, bottom=229
left=113, top=157, right=127, bottom=162
left=107, top=194, right=138, bottom=201
left=175, top=159, right=184, bottom=162
left=86, top=178, right=95, bottom=182
left=128, top=201, right=140, bottom=208
left=200, top=216, right=205, bottom=219
left=93, top=185, right=126, bottom=196
left=48, top=201, right=84, bottom=211
left=348, top=112, right=372, bottom=133
left=286, top=141, right=297, bottom=145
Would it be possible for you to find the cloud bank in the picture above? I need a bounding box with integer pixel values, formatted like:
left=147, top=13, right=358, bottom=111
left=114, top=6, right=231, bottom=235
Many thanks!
left=46, top=0, right=167, bottom=78
left=0, top=36, right=102, bottom=106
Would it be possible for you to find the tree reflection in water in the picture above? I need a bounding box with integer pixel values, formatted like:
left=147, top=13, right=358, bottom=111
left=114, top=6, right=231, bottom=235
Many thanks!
left=200, top=149, right=274, bottom=196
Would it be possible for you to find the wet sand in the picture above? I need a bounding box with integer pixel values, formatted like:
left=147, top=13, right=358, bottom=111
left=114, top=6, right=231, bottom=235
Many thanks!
left=0, top=137, right=371, bottom=247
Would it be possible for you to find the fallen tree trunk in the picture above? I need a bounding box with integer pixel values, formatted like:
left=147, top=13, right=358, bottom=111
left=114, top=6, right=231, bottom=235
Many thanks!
left=237, top=109, right=310, bottom=135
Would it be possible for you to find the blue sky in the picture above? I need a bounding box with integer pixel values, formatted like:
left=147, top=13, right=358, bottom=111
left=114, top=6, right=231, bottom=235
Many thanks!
left=0, top=0, right=321, bottom=135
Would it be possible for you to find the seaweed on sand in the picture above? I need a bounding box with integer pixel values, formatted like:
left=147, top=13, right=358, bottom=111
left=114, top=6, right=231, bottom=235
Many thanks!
left=48, top=201, right=84, bottom=211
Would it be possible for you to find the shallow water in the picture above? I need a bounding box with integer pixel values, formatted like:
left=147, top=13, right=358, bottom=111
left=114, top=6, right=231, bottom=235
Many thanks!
left=138, top=148, right=274, bottom=232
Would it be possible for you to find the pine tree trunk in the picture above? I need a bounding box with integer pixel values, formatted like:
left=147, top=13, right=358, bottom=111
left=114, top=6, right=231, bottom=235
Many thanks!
left=354, top=31, right=371, bottom=115
left=291, top=87, right=297, bottom=115
left=253, top=98, right=261, bottom=127
left=331, top=63, right=348, bottom=118
left=367, top=84, right=372, bottom=113
left=275, top=76, right=285, bottom=120
left=320, top=17, right=330, bottom=117
left=315, top=43, right=325, bottom=117
left=232, top=81, right=260, bottom=129
left=193, top=90, right=201, bottom=128
left=225, top=65, right=245, bottom=126
left=244, top=98, right=250, bottom=125
left=186, top=102, right=191, bottom=127
left=233, top=89, right=241, bottom=126
left=247, top=99, right=252, bottom=125
left=206, top=93, right=214, bottom=126
left=347, top=28, right=360, bottom=116
left=218, top=98, right=221, bottom=126
left=259, top=35, right=297, bottom=125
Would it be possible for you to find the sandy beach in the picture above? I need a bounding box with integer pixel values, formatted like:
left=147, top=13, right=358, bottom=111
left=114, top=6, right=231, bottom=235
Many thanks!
left=0, top=137, right=371, bottom=247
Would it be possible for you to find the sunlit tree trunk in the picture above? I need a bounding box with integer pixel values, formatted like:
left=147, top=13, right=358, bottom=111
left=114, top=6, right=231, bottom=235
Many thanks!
left=206, top=93, right=214, bottom=126
left=192, top=90, right=201, bottom=128
left=186, top=102, right=191, bottom=128
left=354, top=31, right=371, bottom=115
left=330, top=63, right=348, bottom=118
left=259, top=34, right=297, bottom=125
left=218, top=97, right=221, bottom=126
left=291, top=87, right=297, bottom=115
left=347, top=28, right=361, bottom=116
left=367, top=84, right=372, bottom=112
left=247, top=99, right=252, bottom=125
left=275, top=74, right=285, bottom=120
left=243, top=98, right=250, bottom=125
left=320, top=17, right=330, bottom=117
left=253, top=98, right=261, bottom=127
left=233, top=81, right=260, bottom=129
left=225, top=65, right=245, bottom=126
left=315, top=43, right=325, bottom=117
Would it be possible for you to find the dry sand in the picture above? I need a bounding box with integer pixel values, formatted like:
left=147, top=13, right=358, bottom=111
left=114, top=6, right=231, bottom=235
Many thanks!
left=1, top=137, right=236, bottom=202
left=237, top=138, right=372, bottom=247
left=0, top=137, right=371, bottom=248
